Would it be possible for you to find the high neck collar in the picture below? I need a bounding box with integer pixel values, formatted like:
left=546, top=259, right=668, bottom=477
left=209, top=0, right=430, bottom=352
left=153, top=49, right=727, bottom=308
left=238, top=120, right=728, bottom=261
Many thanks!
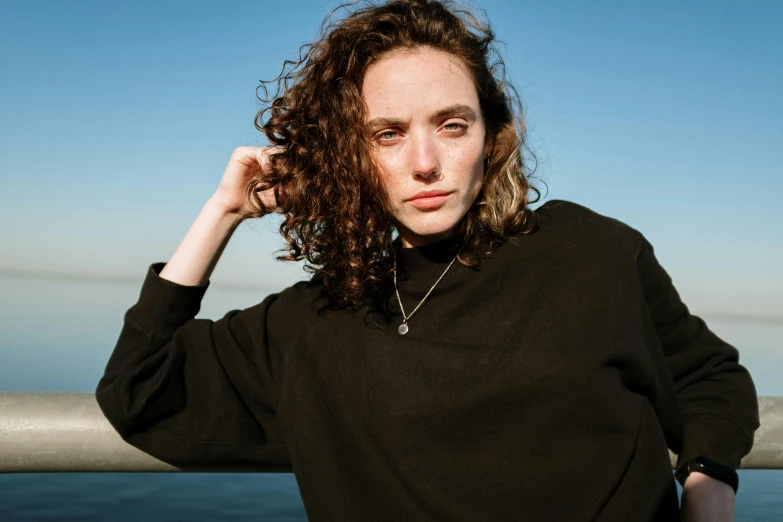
left=396, top=234, right=465, bottom=283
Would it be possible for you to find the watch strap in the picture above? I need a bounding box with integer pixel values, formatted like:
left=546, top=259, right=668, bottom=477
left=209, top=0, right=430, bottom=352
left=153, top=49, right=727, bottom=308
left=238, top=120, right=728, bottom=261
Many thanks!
left=674, top=456, right=739, bottom=494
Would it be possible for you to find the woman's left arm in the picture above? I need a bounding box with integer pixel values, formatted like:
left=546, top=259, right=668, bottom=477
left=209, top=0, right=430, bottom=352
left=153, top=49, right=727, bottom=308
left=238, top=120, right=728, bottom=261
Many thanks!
left=636, top=235, right=760, bottom=516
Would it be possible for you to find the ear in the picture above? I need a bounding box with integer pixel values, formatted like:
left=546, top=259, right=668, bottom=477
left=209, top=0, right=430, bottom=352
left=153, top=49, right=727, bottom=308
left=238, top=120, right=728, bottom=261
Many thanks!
left=483, top=132, right=495, bottom=160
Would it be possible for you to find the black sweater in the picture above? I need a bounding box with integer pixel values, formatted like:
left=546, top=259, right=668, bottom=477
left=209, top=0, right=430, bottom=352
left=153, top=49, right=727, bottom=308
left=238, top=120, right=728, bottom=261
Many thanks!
left=96, top=199, right=760, bottom=521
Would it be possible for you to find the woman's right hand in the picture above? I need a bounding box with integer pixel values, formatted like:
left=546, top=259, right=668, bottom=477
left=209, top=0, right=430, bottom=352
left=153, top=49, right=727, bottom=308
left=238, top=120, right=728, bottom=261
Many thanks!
left=209, top=146, right=280, bottom=219
left=159, top=146, right=282, bottom=287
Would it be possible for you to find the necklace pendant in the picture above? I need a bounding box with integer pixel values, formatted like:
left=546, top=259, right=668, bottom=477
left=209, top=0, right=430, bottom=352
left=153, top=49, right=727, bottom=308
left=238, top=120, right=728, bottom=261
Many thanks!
left=398, top=323, right=409, bottom=335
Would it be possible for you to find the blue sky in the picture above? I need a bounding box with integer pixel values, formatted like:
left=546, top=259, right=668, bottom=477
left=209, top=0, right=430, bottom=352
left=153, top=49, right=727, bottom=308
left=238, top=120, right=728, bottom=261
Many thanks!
left=1, top=0, right=781, bottom=318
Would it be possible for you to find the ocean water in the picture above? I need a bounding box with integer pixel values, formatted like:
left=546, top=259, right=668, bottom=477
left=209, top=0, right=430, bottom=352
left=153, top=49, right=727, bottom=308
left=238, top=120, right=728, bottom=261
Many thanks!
left=0, top=274, right=781, bottom=521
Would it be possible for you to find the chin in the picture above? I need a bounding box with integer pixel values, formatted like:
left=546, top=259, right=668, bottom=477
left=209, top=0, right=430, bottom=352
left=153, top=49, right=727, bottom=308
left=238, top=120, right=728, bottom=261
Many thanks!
left=398, top=215, right=463, bottom=244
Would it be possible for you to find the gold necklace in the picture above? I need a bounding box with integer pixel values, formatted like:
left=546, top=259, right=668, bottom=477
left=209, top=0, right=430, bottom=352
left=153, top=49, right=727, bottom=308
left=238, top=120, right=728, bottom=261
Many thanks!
left=393, top=250, right=459, bottom=335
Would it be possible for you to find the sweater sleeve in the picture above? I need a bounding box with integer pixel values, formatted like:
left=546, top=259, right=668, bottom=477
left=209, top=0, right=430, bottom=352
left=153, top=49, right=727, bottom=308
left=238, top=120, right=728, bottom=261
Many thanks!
left=95, top=263, right=291, bottom=471
left=637, top=237, right=760, bottom=474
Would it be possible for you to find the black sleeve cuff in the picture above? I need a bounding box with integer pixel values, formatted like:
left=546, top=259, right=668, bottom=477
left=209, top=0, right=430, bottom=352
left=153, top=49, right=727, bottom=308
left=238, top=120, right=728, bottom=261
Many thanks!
left=127, top=263, right=210, bottom=333
left=675, top=413, right=754, bottom=473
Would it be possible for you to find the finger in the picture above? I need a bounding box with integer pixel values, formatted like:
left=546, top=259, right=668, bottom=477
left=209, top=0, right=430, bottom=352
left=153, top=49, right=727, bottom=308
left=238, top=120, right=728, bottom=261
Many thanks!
left=230, top=146, right=268, bottom=171
left=257, top=145, right=286, bottom=173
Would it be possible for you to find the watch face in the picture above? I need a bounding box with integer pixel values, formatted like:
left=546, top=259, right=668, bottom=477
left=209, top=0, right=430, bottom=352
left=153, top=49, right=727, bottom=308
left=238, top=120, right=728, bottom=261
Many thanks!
left=694, top=457, right=736, bottom=478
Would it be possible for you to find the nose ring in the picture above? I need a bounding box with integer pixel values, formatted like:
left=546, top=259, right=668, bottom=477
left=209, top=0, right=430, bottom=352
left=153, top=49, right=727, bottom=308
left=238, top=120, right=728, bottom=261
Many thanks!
left=435, top=163, right=442, bottom=177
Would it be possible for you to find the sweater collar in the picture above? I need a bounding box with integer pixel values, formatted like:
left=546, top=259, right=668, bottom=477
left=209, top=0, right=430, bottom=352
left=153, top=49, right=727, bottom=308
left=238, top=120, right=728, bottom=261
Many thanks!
left=395, top=233, right=465, bottom=283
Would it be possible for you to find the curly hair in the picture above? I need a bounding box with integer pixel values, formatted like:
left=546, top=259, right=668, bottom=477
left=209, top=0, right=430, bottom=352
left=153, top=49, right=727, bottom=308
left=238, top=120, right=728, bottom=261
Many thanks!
left=248, top=0, right=540, bottom=307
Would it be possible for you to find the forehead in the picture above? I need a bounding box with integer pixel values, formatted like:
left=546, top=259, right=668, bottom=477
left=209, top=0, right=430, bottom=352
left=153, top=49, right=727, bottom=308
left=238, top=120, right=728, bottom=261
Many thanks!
left=361, top=47, right=480, bottom=120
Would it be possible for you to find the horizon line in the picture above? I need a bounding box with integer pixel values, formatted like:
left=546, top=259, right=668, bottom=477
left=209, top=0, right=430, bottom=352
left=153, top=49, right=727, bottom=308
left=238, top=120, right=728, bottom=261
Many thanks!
left=1, top=267, right=782, bottom=327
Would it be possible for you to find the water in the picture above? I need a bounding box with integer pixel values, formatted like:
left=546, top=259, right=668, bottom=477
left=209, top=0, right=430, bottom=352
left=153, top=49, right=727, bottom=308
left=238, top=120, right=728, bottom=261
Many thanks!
left=0, top=473, right=305, bottom=521
left=1, top=274, right=781, bottom=521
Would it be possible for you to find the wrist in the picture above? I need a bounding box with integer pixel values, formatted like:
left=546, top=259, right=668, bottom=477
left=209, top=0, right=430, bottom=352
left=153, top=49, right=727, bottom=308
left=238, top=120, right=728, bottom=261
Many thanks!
left=683, top=471, right=735, bottom=493
left=204, top=196, right=246, bottom=228
left=675, top=456, right=739, bottom=494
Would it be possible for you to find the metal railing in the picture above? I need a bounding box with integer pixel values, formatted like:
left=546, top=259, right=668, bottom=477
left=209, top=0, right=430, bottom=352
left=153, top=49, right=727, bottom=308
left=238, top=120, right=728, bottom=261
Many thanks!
left=1, top=392, right=781, bottom=472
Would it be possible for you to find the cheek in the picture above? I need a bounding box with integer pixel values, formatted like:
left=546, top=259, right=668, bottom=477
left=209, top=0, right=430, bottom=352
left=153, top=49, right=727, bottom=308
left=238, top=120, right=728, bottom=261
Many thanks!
left=374, top=155, right=407, bottom=197
left=450, top=137, right=485, bottom=170
left=466, top=156, right=486, bottom=201
left=461, top=149, right=485, bottom=183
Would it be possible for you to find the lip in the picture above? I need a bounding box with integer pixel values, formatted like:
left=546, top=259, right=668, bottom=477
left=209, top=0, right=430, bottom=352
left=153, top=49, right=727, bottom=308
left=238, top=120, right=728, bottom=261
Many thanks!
left=406, top=190, right=453, bottom=209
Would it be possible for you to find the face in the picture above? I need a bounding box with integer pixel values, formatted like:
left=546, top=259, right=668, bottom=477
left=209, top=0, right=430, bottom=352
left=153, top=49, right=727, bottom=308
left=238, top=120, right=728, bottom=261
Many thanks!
left=362, top=46, right=493, bottom=248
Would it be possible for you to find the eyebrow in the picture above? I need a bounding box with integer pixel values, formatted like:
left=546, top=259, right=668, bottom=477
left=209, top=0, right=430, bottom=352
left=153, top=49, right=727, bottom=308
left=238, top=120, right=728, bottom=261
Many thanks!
left=433, top=104, right=478, bottom=123
left=366, top=104, right=478, bottom=134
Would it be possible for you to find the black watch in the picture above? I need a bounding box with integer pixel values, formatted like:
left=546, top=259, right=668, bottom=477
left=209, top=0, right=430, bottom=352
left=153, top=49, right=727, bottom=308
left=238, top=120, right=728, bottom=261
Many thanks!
left=674, top=456, right=739, bottom=494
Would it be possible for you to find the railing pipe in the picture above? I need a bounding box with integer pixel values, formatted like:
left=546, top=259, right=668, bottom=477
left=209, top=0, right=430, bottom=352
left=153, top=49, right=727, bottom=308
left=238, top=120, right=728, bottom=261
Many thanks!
left=1, top=393, right=782, bottom=473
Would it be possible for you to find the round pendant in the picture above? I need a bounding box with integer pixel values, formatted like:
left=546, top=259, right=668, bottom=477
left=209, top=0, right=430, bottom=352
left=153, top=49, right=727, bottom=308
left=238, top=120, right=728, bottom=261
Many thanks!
left=398, top=323, right=409, bottom=335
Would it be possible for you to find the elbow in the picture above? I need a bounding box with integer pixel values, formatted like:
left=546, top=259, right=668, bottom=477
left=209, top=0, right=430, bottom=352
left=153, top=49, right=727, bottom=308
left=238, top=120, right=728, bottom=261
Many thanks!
left=95, top=376, right=135, bottom=438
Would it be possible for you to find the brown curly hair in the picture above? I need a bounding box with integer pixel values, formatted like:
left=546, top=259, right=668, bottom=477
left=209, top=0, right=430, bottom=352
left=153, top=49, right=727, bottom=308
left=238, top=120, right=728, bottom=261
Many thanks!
left=248, top=0, right=540, bottom=307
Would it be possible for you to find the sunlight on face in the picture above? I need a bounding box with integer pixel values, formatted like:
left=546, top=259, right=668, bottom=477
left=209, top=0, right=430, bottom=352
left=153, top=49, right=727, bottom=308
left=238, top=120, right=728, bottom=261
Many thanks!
left=362, top=46, right=493, bottom=248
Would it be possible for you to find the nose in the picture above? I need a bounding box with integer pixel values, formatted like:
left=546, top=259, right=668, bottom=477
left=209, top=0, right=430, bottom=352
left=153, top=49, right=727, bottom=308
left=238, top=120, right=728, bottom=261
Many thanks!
left=410, top=133, right=441, bottom=180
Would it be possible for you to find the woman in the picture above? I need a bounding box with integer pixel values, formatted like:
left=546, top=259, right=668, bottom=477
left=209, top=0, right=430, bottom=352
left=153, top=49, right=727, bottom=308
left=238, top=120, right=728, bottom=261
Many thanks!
left=95, top=1, right=759, bottom=520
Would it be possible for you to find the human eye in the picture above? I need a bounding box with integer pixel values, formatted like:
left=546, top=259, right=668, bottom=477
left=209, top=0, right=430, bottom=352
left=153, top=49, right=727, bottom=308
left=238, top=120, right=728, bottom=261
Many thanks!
left=442, top=121, right=467, bottom=133
left=375, top=130, right=400, bottom=144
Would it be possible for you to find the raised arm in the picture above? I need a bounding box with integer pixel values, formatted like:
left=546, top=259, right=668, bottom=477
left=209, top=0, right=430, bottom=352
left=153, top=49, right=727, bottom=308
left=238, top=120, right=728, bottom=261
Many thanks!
left=160, top=146, right=279, bottom=286
left=95, top=146, right=291, bottom=470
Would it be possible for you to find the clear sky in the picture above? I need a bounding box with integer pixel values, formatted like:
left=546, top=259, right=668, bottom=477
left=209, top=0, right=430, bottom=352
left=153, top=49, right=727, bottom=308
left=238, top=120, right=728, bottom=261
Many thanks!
left=1, top=0, right=781, bottom=319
